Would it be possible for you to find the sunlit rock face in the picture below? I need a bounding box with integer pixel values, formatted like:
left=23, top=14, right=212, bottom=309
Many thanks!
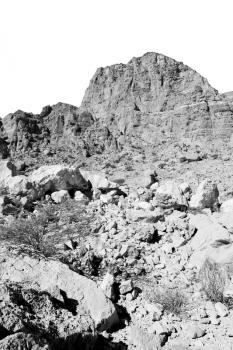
left=81, top=52, right=233, bottom=143
left=1, top=52, right=233, bottom=160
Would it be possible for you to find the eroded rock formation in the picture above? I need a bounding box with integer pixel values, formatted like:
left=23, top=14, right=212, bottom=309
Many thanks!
left=81, top=52, right=233, bottom=145
left=1, top=52, right=233, bottom=161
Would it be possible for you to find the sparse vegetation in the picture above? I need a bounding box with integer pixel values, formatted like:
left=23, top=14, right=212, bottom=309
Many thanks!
left=1, top=212, right=56, bottom=257
left=199, top=258, right=228, bottom=303
left=147, top=286, right=188, bottom=315
left=0, top=199, right=95, bottom=259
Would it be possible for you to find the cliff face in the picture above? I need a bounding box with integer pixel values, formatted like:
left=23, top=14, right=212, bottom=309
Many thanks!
left=81, top=52, right=233, bottom=143
left=1, top=52, right=233, bottom=160
left=1, top=103, right=94, bottom=156
left=81, top=52, right=218, bottom=117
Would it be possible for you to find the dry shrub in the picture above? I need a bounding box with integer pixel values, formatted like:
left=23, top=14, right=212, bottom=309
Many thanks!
left=1, top=199, right=95, bottom=261
left=2, top=212, right=56, bottom=258
left=199, top=258, right=228, bottom=303
left=58, top=199, right=95, bottom=238
left=147, top=286, right=188, bottom=315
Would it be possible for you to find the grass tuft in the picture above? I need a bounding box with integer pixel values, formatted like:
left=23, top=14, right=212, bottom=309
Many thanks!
left=199, top=258, right=228, bottom=303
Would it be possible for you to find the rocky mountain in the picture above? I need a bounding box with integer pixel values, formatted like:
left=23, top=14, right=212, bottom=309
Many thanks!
left=81, top=52, right=233, bottom=145
left=81, top=52, right=218, bottom=114
left=0, top=103, right=94, bottom=158
left=1, top=53, right=233, bottom=349
left=1, top=52, right=233, bottom=162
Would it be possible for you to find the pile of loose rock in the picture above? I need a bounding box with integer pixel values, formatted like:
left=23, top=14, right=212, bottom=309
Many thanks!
left=1, top=161, right=233, bottom=349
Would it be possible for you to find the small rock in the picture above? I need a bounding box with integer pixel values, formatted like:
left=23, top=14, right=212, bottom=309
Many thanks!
left=200, top=318, right=210, bottom=324
left=63, top=239, right=76, bottom=250
left=51, top=190, right=70, bottom=203
left=210, top=317, right=221, bottom=325
left=136, top=201, right=154, bottom=211
left=188, top=325, right=206, bottom=339
left=145, top=302, right=163, bottom=321
left=198, top=308, right=208, bottom=319
left=149, top=321, right=168, bottom=335
left=74, top=190, right=87, bottom=201
left=100, top=273, right=115, bottom=300
left=119, top=244, right=129, bottom=257
left=126, top=293, right=133, bottom=301
left=205, top=300, right=218, bottom=319
left=119, top=280, right=134, bottom=295
left=215, top=302, right=229, bottom=317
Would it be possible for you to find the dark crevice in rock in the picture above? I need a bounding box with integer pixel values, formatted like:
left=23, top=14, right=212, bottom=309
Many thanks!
left=0, top=326, right=11, bottom=341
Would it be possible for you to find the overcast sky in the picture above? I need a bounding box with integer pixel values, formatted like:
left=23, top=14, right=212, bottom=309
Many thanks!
left=0, top=0, right=232, bottom=117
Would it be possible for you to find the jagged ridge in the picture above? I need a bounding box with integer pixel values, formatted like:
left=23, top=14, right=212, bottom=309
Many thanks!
left=1, top=52, right=233, bottom=161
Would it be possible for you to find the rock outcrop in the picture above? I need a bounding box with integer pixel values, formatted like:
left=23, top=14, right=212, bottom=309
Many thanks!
left=81, top=52, right=217, bottom=116
left=28, top=164, right=90, bottom=198
left=81, top=52, right=233, bottom=145
left=1, top=52, right=233, bottom=161
left=0, top=256, right=119, bottom=331
left=1, top=103, right=94, bottom=157
left=189, top=179, right=219, bottom=210
left=2, top=52, right=233, bottom=350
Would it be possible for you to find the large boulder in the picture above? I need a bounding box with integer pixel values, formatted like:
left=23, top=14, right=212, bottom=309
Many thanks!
left=221, top=198, right=233, bottom=213
left=0, top=161, right=29, bottom=198
left=213, top=211, right=233, bottom=234
left=4, top=175, right=29, bottom=196
left=0, top=282, right=97, bottom=349
left=189, top=213, right=230, bottom=250
left=0, top=161, right=17, bottom=189
left=127, top=169, right=158, bottom=189
left=80, top=169, right=116, bottom=190
left=0, top=332, right=50, bottom=350
left=0, top=256, right=119, bottom=331
left=29, top=165, right=90, bottom=199
left=153, top=181, right=187, bottom=209
left=189, top=179, right=219, bottom=210
left=187, top=213, right=231, bottom=268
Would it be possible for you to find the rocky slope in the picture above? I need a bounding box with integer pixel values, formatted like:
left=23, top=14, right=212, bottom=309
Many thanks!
left=1, top=52, right=233, bottom=349
left=1, top=52, right=233, bottom=163
left=1, top=160, right=233, bottom=349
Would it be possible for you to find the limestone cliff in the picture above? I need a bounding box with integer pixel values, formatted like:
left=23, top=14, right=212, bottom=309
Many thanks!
left=81, top=52, right=233, bottom=145
left=81, top=52, right=218, bottom=117
left=1, top=52, right=233, bottom=160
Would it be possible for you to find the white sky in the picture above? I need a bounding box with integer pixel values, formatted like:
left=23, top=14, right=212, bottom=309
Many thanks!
left=0, top=0, right=232, bottom=117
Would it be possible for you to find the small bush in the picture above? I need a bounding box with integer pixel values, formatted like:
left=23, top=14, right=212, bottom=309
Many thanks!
left=1, top=199, right=95, bottom=263
left=199, top=258, right=228, bottom=303
left=2, top=212, right=56, bottom=258
left=36, top=203, right=60, bottom=224
left=147, top=286, right=188, bottom=315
